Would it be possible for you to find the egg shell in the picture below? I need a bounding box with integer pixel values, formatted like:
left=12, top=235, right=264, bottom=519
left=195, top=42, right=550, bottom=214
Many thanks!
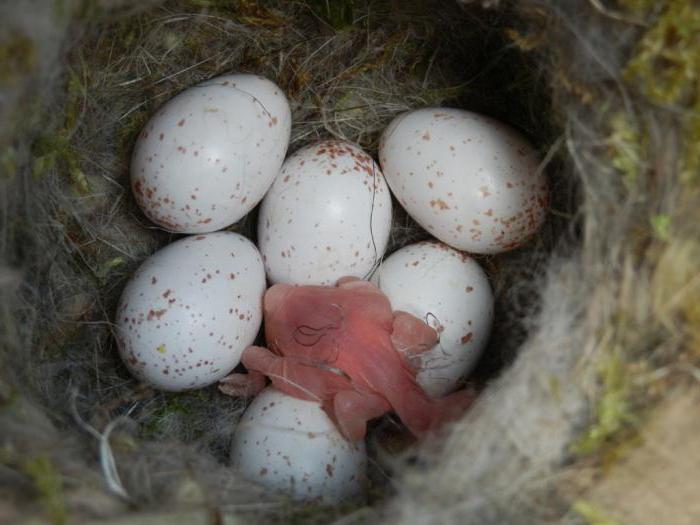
left=378, top=108, right=548, bottom=254
left=373, top=241, right=493, bottom=398
left=232, top=388, right=367, bottom=504
left=131, top=74, right=291, bottom=233
left=115, top=232, right=266, bottom=391
left=258, top=139, right=392, bottom=285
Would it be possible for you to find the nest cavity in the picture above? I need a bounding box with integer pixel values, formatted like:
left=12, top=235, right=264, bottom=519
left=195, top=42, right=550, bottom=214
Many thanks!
left=2, top=0, right=699, bottom=524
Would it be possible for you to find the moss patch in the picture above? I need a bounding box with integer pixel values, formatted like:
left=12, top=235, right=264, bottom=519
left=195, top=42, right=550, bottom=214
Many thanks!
left=572, top=351, right=637, bottom=456
left=23, top=456, right=68, bottom=525
left=573, top=500, right=620, bottom=525
left=624, top=0, right=700, bottom=185
left=0, top=32, right=37, bottom=85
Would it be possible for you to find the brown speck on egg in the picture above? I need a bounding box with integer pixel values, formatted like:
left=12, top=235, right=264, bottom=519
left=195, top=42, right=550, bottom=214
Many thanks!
left=430, top=199, right=450, bottom=210
left=178, top=119, right=186, bottom=126
left=147, top=309, right=167, bottom=321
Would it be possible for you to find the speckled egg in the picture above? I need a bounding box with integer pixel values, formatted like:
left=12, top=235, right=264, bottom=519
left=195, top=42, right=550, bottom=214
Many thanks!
left=372, top=241, right=493, bottom=398
left=379, top=108, right=548, bottom=254
left=115, top=232, right=266, bottom=391
left=232, top=388, right=367, bottom=504
left=131, top=74, right=291, bottom=233
left=258, top=140, right=392, bottom=285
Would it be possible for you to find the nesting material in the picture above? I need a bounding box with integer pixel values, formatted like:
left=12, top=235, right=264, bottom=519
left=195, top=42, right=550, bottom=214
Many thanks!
left=2, top=0, right=699, bottom=524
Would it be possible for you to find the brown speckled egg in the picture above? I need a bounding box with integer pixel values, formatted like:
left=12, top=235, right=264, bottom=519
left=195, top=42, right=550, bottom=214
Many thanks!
left=232, top=388, right=367, bottom=504
left=258, top=139, right=392, bottom=285
left=131, top=74, right=291, bottom=233
left=115, top=232, right=266, bottom=391
left=379, top=108, right=548, bottom=254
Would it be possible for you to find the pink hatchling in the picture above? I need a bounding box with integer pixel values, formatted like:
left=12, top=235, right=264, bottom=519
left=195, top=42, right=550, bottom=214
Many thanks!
left=219, top=276, right=473, bottom=441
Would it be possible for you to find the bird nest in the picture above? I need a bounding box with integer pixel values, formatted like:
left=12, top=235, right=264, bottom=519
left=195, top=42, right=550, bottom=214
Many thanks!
left=1, top=0, right=699, bottom=524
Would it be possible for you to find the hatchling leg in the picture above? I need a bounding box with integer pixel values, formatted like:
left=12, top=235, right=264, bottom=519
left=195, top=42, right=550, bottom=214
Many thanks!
left=218, top=369, right=267, bottom=397
left=230, top=345, right=353, bottom=404
left=436, top=387, right=477, bottom=421
left=331, top=390, right=392, bottom=442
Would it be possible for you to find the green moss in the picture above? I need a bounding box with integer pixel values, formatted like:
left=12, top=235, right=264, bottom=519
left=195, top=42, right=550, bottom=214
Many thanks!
left=548, top=376, right=562, bottom=402
left=0, top=383, right=18, bottom=409
left=141, top=392, right=207, bottom=438
left=31, top=62, right=91, bottom=193
left=572, top=500, right=620, bottom=525
left=0, top=32, right=37, bottom=85
left=650, top=214, right=671, bottom=241
left=23, top=456, right=68, bottom=525
left=617, top=0, right=660, bottom=15
left=623, top=1, right=700, bottom=185
left=64, top=65, right=88, bottom=136
left=32, top=133, right=90, bottom=193
left=118, top=109, right=149, bottom=156
left=572, top=351, right=636, bottom=455
left=1, top=146, right=18, bottom=179
left=624, top=1, right=700, bottom=105
left=606, top=112, right=645, bottom=190
left=97, top=257, right=126, bottom=283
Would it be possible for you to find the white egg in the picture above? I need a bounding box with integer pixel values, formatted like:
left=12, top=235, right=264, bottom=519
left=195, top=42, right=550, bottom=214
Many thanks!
left=131, top=74, right=291, bottom=233
left=115, top=232, right=266, bottom=391
left=373, top=241, right=493, bottom=398
left=232, top=388, right=367, bottom=504
left=258, top=140, right=392, bottom=285
left=379, top=108, right=548, bottom=254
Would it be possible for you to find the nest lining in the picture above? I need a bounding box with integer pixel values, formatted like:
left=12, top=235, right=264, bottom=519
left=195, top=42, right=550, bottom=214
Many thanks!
left=2, top=0, right=699, bottom=524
